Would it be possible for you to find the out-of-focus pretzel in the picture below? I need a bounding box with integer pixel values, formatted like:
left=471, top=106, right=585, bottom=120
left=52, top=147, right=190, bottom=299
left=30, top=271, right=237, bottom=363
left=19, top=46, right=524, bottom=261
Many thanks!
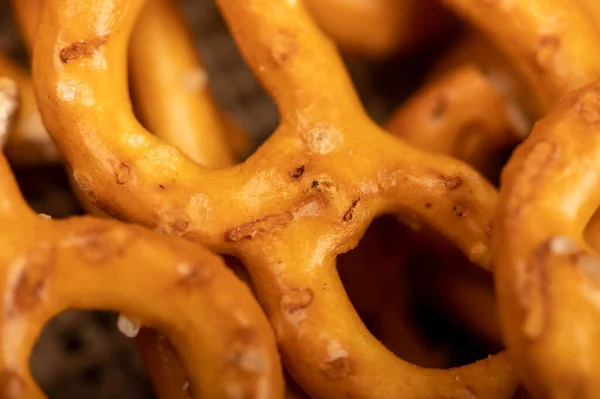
left=430, top=33, right=540, bottom=126
left=386, top=64, right=522, bottom=178
left=495, top=78, right=600, bottom=398
left=129, top=0, right=242, bottom=166
left=0, top=79, right=284, bottom=399
left=32, top=0, right=521, bottom=397
left=0, top=53, right=58, bottom=166
left=439, top=0, right=600, bottom=111
left=302, top=0, right=454, bottom=58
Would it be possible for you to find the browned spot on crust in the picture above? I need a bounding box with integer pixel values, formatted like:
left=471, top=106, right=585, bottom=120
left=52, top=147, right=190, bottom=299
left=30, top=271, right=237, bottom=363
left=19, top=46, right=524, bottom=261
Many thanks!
left=342, top=199, right=360, bottom=222
left=171, top=220, right=189, bottom=235
left=0, top=370, right=23, bottom=399
left=176, top=263, right=214, bottom=288
left=226, top=213, right=293, bottom=242
left=576, top=87, right=600, bottom=124
left=452, top=202, right=469, bottom=218
left=431, top=94, right=448, bottom=121
left=425, top=203, right=432, bottom=208
left=159, top=184, right=165, bottom=189
left=281, top=288, right=314, bottom=313
left=520, top=240, right=552, bottom=339
left=444, top=176, right=464, bottom=191
left=269, top=30, right=297, bottom=68
left=534, top=35, right=560, bottom=71
left=321, top=357, right=353, bottom=380
left=75, top=226, right=133, bottom=264
left=111, top=161, right=132, bottom=185
left=227, top=193, right=328, bottom=242
left=93, top=198, right=121, bottom=219
left=59, top=36, right=108, bottom=63
left=290, top=165, right=305, bottom=178
left=10, top=244, right=56, bottom=316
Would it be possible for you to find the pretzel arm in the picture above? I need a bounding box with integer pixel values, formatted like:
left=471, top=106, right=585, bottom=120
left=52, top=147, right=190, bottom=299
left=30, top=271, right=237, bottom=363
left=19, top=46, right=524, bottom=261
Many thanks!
left=354, top=133, right=498, bottom=269
left=214, top=0, right=364, bottom=123
left=385, top=65, right=521, bottom=176
left=439, top=0, right=600, bottom=110
left=301, top=0, right=452, bottom=58
left=129, top=0, right=236, bottom=167
left=495, top=79, right=600, bottom=398
left=239, top=228, right=518, bottom=399
left=0, top=53, right=58, bottom=166
left=32, top=0, right=241, bottom=238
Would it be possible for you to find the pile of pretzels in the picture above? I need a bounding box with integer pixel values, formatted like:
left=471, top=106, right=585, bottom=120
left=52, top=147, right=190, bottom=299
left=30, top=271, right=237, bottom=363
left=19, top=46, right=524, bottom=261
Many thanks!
left=1, top=0, right=600, bottom=398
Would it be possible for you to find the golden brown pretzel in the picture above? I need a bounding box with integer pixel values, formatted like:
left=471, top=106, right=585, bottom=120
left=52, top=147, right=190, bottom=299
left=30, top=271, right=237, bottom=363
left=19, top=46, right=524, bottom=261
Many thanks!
left=0, top=52, right=58, bottom=166
left=430, top=33, right=540, bottom=124
left=439, top=0, right=600, bottom=111
left=10, top=0, right=248, bottom=166
left=0, top=79, right=284, bottom=399
left=495, top=79, right=600, bottom=398
left=32, top=0, right=519, bottom=397
left=386, top=64, right=522, bottom=178
left=302, top=0, right=454, bottom=58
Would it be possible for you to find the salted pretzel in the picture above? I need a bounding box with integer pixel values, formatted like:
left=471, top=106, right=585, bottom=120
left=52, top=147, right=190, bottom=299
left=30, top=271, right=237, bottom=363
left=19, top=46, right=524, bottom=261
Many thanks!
left=30, top=0, right=523, bottom=397
left=439, top=0, right=600, bottom=112
left=302, top=0, right=454, bottom=58
left=386, top=64, right=522, bottom=179
left=9, top=0, right=248, bottom=166
left=495, top=77, right=600, bottom=398
left=0, top=79, right=284, bottom=399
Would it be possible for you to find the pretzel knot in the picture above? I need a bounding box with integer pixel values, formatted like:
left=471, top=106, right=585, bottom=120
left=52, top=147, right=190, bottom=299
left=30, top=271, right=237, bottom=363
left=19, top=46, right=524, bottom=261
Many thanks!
left=29, top=0, right=523, bottom=397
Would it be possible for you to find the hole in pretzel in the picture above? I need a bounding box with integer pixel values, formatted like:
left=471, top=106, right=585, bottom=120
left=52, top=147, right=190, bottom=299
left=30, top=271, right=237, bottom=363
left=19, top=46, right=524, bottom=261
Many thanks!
left=337, top=215, right=502, bottom=369
left=29, top=310, right=157, bottom=398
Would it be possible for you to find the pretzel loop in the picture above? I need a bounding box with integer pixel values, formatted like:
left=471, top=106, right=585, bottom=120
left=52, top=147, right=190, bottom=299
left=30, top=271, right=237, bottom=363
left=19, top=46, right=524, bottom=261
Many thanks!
left=440, top=0, right=600, bottom=110
left=495, top=79, right=600, bottom=398
left=0, top=153, right=284, bottom=399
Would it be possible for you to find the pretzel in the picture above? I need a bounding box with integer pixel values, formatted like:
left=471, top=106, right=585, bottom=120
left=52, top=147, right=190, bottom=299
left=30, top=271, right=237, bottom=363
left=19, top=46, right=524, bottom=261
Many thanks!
left=0, top=52, right=58, bottom=166
left=10, top=0, right=248, bottom=166
left=386, top=64, right=522, bottom=179
left=31, top=0, right=523, bottom=397
left=302, top=0, right=454, bottom=58
left=494, top=78, right=600, bottom=398
left=129, top=0, right=239, bottom=166
left=439, top=0, right=600, bottom=111
left=0, top=78, right=284, bottom=399
left=430, top=33, right=540, bottom=124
